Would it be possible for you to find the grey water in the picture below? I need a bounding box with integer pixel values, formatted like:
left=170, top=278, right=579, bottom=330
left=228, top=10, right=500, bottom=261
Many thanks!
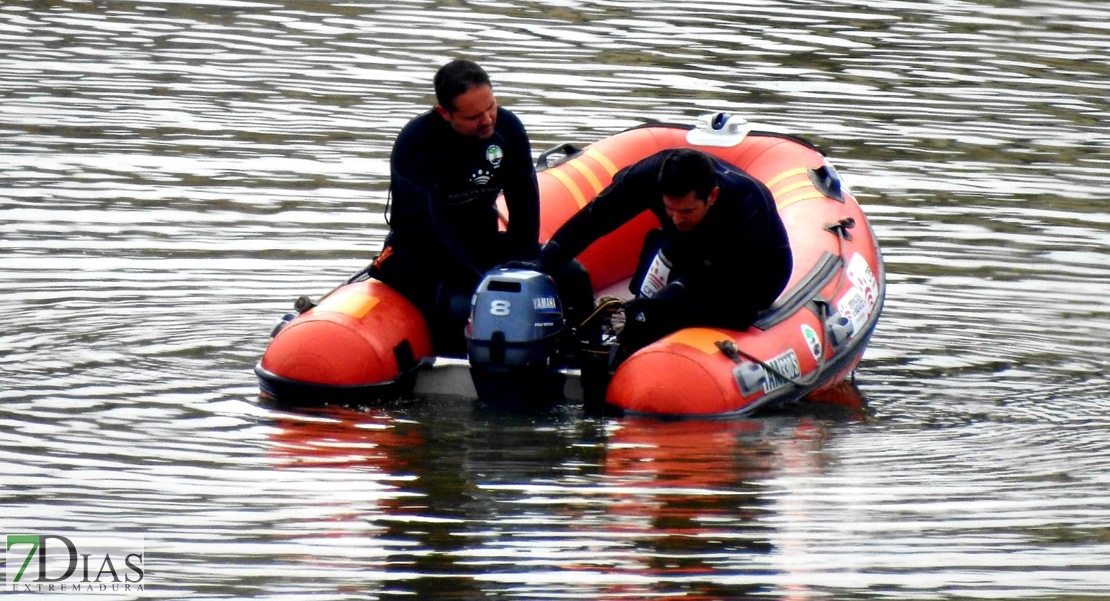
left=2, top=1, right=1109, bottom=599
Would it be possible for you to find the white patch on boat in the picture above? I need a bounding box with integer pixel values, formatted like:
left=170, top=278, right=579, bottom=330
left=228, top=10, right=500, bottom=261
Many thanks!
left=837, top=286, right=869, bottom=334
left=846, top=253, right=878, bottom=313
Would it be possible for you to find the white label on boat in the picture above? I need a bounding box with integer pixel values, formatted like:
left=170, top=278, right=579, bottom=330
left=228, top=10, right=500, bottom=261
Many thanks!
left=837, top=286, right=869, bottom=334
left=846, top=253, right=878, bottom=314
left=638, top=249, right=672, bottom=298
left=763, top=349, right=801, bottom=394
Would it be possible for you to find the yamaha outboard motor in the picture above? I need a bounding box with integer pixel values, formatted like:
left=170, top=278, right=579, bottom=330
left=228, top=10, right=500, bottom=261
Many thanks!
left=465, top=268, right=566, bottom=410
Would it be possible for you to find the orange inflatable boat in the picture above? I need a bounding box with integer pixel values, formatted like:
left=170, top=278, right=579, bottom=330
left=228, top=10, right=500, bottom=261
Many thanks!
left=255, top=114, right=885, bottom=416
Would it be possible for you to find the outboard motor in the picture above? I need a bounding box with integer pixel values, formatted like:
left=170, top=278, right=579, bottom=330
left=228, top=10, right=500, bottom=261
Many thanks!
left=465, top=268, right=566, bottom=410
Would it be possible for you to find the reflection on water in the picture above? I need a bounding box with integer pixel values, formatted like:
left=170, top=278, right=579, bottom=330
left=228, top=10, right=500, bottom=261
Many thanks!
left=258, top=398, right=863, bottom=599
left=2, top=0, right=1109, bottom=598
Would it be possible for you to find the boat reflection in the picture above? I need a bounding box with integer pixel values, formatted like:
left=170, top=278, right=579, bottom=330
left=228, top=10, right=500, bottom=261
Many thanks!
left=581, top=384, right=866, bottom=599
left=263, top=383, right=867, bottom=599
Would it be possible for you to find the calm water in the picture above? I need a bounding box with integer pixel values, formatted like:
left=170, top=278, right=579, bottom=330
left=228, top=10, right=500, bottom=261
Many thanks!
left=2, top=1, right=1109, bottom=599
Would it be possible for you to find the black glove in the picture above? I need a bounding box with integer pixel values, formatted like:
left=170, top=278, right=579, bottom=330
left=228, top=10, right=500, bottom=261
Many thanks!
left=619, top=296, right=690, bottom=354
left=536, top=240, right=566, bottom=275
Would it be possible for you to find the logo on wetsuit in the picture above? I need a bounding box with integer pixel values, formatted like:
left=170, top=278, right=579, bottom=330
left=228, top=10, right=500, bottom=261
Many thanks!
left=470, top=145, right=504, bottom=186
left=486, top=145, right=503, bottom=167
left=471, top=169, right=492, bottom=185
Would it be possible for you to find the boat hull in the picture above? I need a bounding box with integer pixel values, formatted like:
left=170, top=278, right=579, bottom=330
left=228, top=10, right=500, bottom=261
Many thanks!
left=256, top=278, right=434, bottom=403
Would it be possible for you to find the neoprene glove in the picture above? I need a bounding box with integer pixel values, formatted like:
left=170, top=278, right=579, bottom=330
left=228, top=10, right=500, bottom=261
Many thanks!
left=536, top=240, right=566, bottom=275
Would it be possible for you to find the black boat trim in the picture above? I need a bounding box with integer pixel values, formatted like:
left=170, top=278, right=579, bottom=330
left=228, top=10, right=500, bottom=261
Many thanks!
left=752, top=251, right=843, bottom=331
left=254, top=360, right=429, bottom=406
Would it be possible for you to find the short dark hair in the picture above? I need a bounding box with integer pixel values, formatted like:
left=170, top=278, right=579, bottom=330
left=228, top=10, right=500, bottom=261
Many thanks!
left=658, top=149, right=717, bottom=201
left=433, top=60, right=492, bottom=112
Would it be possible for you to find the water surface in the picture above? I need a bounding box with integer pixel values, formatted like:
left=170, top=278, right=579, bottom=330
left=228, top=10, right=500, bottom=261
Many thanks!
left=2, top=1, right=1109, bottom=598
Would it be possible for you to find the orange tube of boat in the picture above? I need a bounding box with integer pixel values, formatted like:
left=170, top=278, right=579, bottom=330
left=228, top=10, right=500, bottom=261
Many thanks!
left=259, top=279, right=433, bottom=387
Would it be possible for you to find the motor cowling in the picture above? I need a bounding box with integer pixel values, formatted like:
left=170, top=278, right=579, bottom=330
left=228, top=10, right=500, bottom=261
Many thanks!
left=465, top=268, right=566, bottom=408
left=466, top=268, right=564, bottom=367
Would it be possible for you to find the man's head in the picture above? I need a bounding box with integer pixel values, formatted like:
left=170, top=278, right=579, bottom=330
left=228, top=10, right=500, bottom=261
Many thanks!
left=658, top=149, right=720, bottom=232
left=433, top=59, right=498, bottom=139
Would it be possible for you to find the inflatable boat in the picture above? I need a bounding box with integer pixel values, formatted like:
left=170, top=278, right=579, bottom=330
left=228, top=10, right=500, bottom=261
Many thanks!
left=255, top=113, right=885, bottom=417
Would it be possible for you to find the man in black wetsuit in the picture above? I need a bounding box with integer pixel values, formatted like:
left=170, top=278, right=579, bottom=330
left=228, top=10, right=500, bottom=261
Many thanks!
left=372, top=60, right=541, bottom=353
left=538, top=148, right=793, bottom=362
left=371, top=59, right=544, bottom=356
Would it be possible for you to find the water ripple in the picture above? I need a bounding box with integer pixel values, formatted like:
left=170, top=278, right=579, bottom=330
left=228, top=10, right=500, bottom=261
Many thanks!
left=3, top=1, right=1110, bottom=598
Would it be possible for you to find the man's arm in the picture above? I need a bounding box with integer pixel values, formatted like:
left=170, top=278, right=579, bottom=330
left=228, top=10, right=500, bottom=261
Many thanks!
left=498, top=110, right=541, bottom=261
left=539, top=155, right=662, bottom=272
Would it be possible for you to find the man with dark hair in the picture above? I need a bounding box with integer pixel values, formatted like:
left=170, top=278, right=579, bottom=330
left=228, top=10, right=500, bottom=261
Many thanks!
left=371, top=59, right=542, bottom=356
left=538, top=147, right=793, bottom=361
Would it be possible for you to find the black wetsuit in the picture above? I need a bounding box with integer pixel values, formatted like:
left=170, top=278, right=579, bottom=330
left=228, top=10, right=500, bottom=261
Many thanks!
left=373, top=107, right=539, bottom=356
left=539, top=149, right=793, bottom=355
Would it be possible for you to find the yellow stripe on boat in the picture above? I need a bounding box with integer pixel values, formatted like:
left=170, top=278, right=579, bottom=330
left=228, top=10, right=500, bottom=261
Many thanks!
left=765, top=167, right=808, bottom=189
left=667, top=328, right=736, bottom=355
left=584, top=148, right=619, bottom=176
left=567, top=158, right=606, bottom=195
left=776, top=190, right=828, bottom=211
left=774, top=178, right=815, bottom=198
left=546, top=168, right=588, bottom=208
left=317, top=291, right=380, bottom=319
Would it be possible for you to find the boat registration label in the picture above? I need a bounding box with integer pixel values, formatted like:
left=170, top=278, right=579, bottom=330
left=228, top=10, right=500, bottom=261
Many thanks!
left=763, top=349, right=801, bottom=394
